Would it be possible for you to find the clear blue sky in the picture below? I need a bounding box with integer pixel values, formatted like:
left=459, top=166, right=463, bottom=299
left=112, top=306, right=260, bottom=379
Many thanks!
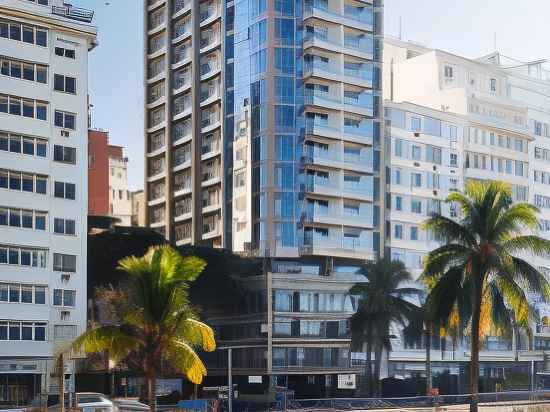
left=75, top=0, right=550, bottom=190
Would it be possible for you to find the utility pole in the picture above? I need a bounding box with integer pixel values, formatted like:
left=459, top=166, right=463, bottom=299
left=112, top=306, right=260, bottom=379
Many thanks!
left=58, top=353, right=65, bottom=412
left=425, top=325, right=432, bottom=395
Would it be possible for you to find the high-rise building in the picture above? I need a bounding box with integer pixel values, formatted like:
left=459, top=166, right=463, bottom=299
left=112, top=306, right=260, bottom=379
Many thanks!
left=0, top=0, right=96, bottom=404
left=382, top=37, right=550, bottom=393
left=144, top=0, right=384, bottom=397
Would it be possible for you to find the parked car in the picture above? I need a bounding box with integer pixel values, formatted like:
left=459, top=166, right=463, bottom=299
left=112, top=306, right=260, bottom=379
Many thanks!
left=76, top=392, right=116, bottom=412
left=113, top=399, right=149, bottom=411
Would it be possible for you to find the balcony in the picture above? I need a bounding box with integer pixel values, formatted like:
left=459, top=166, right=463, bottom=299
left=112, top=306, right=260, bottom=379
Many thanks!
left=200, top=6, right=220, bottom=25
left=173, top=0, right=191, bottom=16
left=301, top=232, right=373, bottom=259
left=305, top=120, right=341, bottom=139
left=343, top=35, right=374, bottom=59
left=52, top=4, right=94, bottom=23
left=304, top=0, right=373, bottom=31
left=202, top=169, right=221, bottom=186
left=201, top=112, right=221, bottom=132
left=343, top=122, right=374, bottom=144
left=303, top=31, right=341, bottom=53
left=303, top=206, right=373, bottom=228
left=201, top=139, right=221, bottom=159
left=174, top=201, right=192, bottom=221
left=200, top=88, right=220, bottom=107
left=344, top=93, right=374, bottom=116
left=173, top=73, right=191, bottom=91
left=200, top=60, right=220, bottom=80
left=303, top=60, right=341, bottom=82
left=343, top=65, right=373, bottom=87
left=304, top=89, right=341, bottom=111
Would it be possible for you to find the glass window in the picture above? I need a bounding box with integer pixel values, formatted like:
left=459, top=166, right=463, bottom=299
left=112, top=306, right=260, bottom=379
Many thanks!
left=23, top=63, right=34, bottom=81
left=63, top=290, right=75, bottom=307
left=275, top=135, right=294, bottom=161
left=21, top=285, right=32, bottom=303
left=0, top=284, right=7, bottom=301
left=9, top=135, right=21, bottom=153
left=21, top=210, right=32, bottom=228
left=275, top=76, right=294, bottom=104
left=36, top=102, right=47, bottom=120
left=35, top=287, right=45, bottom=304
left=36, top=66, right=47, bottom=83
left=274, top=0, right=294, bottom=15
left=21, top=323, right=32, bottom=340
left=274, top=48, right=294, bottom=74
left=35, top=213, right=46, bottom=230
left=36, top=140, right=47, bottom=157
left=34, top=323, right=46, bottom=341
left=10, top=23, right=21, bottom=41
left=9, top=284, right=20, bottom=302
left=275, top=18, right=294, bottom=45
left=36, top=175, right=47, bottom=194
left=53, top=289, right=62, bottom=306
left=9, top=96, right=21, bottom=115
left=35, top=29, right=47, bottom=47
left=9, top=322, right=20, bottom=340
left=9, top=172, right=21, bottom=190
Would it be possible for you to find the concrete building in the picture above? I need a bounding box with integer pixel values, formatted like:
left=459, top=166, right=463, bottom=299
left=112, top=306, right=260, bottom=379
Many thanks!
left=144, top=0, right=384, bottom=397
left=382, top=37, right=550, bottom=394
left=131, top=189, right=146, bottom=226
left=107, top=145, right=131, bottom=225
left=0, top=0, right=96, bottom=405
left=88, top=129, right=132, bottom=226
left=88, top=129, right=109, bottom=216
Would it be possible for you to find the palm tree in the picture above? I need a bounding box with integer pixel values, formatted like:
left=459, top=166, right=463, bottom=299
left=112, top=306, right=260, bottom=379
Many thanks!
left=422, top=180, right=550, bottom=412
left=350, top=258, right=423, bottom=397
left=72, top=246, right=216, bottom=411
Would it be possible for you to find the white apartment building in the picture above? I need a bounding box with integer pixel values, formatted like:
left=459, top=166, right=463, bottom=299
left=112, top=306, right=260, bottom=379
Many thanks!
left=382, top=38, right=546, bottom=394
left=0, top=0, right=96, bottom=405
left=108, top=146, right=131, bottom=226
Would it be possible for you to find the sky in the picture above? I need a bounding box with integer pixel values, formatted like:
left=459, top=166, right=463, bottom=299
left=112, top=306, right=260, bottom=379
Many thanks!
left=74, top=0, right=550, bottom=190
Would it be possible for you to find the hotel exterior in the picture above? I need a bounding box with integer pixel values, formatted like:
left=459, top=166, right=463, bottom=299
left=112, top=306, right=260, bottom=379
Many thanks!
left=0, top=0, right=96, bottom=405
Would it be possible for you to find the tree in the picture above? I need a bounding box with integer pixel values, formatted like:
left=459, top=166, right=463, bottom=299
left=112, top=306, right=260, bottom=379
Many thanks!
left=350, top=258, right=423, bottom=396
left=72, top=245, right=216, bottom=411
left=422, top=180, right=550, bottom=412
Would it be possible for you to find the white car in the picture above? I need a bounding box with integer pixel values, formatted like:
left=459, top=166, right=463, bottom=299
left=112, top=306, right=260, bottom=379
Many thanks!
left=114, top=399, right=150, bottom=411
left=76, top=392, right=117, bottom=412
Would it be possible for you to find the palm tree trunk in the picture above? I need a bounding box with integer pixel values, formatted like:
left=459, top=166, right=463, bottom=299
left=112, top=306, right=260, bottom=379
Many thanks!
left=426, top=325, right=432, bottom=395
left=58, top=353, right=65, bottom=412
left=365, top=340, right=372, bottom=397
left=374, top=341, right=383, bottom=397
left=469, top=282, right=483, bottom=412
left=147, top=372, right=156, bottom=412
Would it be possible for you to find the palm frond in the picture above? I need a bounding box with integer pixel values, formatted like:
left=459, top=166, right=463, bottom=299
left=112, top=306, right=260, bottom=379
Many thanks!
left=72, top=325, right=139, bottom=363
left=167, top=340, right=208, bottom=384
left=181, top=318, right=216, bottom=352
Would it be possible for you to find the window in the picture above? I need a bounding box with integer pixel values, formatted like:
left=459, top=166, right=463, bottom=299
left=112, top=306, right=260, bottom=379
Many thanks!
left=450, top=153, right=458, bottom=167
left=53, top=74, right=76, bottom=94
left=395, top=196, right=402, bottom=211
left=274, top=18, right=294, bottom=46
left=444, top=65, right=453, bottom=78
left=0, top=20, right=47, bottom=46
left=394, top=224, right=403, bottom=239
left=410, top=226, right=419, bottom=241
left=0, top=58, right=47, bottom=84
left=411, top=145, right=421, bottom=160
left=0, top=245, right=47, bottom=268
left=411, top=117, right=421, bottom=131
left=54, top=325, right=76, bottom=340
left=53, top=289, right=76, bottom=307
left=54, top=110, right=75, bottom=129
left=54, top=181, right=75, bottom=200
left=55, top=47, right=75, bottom=59
left=274, top=48, right=294, bottom=74
left=411, top=199, right=422, bottom=214
left=0, top=94, right=47, bottom=120
left=490, top=78, right=497, bottom=92
left=394, top=139, right=402, bottom=157
left=412, top=173, right=422, bottom=187
left=53, top=145, right=76, bottom=164
left=53, top=253, right=76, bottom=272
left=0, top=321, right=47, bottom=341
left=54, top=218, right=75, bottom=235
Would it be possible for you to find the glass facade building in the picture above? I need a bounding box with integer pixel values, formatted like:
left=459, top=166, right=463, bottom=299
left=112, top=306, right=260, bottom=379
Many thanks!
left=144, top=0, right=384, bottom=397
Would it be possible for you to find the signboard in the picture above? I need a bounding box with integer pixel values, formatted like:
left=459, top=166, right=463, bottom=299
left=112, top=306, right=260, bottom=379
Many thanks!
left=248, top=376, right=262, bottom=384
left=337, top=374, right=356, bottom=389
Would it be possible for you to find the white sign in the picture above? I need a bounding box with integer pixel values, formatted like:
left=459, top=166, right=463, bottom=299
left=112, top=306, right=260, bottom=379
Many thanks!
left=248, top=376, right=262, bottom=384
left=337, top=374, right=356, bottom=389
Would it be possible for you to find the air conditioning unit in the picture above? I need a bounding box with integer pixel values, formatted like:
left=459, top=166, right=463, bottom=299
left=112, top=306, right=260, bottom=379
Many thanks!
left=414, top=132, right=420, bottom=137
left=433, top=190, right=438, bottom=196
left=60, top=130, right=70, bottom=137
left=414, top=162, right=420, bottom=167
left=60, top=311, right=71, bottom=320
left=61, top=274, right=71, bottom=282
left=433, top=165, right=437, bottom=171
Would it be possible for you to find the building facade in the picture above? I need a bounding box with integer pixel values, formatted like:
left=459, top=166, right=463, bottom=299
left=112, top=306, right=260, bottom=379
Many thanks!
left=0, top=0, right=96, bottom=405
left=107, top=145, right=132, bottom=225
left=144, top=0, right=384, bottom=398
left=382, top=38, right=550, bottom=393
left=88, top=128, right=109, bottom=216
left=131, top=189, right=146, bottom=226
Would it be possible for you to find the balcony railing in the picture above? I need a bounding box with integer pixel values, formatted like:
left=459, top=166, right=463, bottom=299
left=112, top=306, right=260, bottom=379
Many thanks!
left=344, top=122, right=373, bottom=137
left=304, top=89, right=341, bottom=106
left=343, top=66, right=373, bottom=81
left=343, top=6, right=374, bottom=25
left=175, top=202, right=192, bottom=217
left=201, top=140, right=221, bottom=155
left=305, top=120, right=340, bottom=136
left=303, top=233, right=371, bottom=251
left=52, top=5, right=94, bottom=23
left=343, top=36, right=374, bottom=55
left=304, top=61, right=340, bottom=76
left=200, top=6, right=219, bottom=22
left=173, top=0, right=191, bottom=14
left=303, top=146, right=338, bottom=161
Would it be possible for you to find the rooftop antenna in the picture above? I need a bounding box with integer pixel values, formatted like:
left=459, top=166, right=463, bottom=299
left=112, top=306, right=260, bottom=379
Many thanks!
left=494, top=32, right=497, bottom=52
left=399, top=16, right=403, bottom=40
